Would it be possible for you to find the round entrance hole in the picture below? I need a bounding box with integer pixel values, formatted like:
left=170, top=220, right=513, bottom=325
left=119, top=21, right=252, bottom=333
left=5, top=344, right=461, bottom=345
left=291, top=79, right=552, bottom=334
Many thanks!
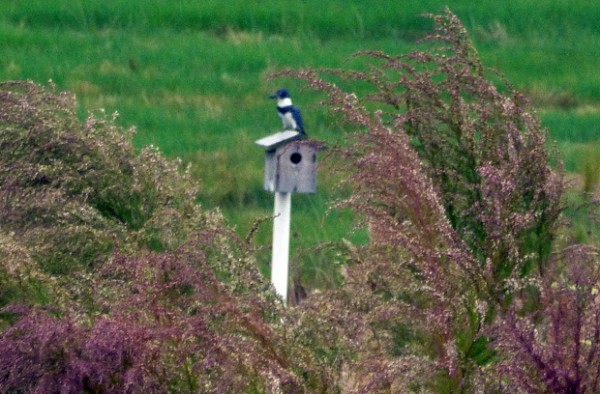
left=290, top=152, right=302, bottom=164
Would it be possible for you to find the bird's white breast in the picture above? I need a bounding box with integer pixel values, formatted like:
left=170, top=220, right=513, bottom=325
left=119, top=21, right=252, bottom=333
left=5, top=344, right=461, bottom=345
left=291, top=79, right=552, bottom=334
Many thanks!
left=277, top=97, right=293, bottom=107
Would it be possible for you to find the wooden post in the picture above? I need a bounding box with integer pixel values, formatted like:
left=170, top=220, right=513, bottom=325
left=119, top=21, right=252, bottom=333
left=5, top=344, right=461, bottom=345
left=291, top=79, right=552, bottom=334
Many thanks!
left=255, top=131, right=320, bottom=306
left=271, top=191, right=291, bottom=303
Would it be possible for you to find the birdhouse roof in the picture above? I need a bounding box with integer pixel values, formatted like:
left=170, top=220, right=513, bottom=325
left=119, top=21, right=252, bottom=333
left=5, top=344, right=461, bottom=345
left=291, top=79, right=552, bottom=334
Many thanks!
left=255, top=130, right=302, bottom=150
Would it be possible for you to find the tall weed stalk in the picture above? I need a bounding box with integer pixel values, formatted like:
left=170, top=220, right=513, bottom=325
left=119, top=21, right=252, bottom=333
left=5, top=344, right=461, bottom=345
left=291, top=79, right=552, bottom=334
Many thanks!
left=278, top=9, right=600, bottom=392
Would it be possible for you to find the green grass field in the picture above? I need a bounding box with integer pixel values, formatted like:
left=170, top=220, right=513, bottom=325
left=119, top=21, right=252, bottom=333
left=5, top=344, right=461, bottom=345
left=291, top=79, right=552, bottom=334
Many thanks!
left=2, top=0, right=599, bottom=287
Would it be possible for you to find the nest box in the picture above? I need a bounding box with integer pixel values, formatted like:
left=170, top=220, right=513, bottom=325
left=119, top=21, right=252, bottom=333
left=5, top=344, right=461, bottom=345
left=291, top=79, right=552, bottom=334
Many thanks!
left=255, top=130, right=319, bottom=193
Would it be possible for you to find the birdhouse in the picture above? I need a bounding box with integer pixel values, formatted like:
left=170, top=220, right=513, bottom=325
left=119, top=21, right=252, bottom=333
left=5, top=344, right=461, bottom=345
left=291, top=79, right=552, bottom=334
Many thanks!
left=255, top=130, right=319, bottom=193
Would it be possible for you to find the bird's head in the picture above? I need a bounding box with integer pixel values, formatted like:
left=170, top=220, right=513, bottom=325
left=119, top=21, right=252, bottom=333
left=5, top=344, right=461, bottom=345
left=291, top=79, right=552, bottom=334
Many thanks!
left=269, top=88, right=291, bottom=100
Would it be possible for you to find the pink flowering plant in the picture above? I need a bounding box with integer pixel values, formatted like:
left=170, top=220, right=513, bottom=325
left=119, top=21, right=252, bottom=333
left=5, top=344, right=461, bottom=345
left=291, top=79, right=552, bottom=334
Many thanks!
left=2, top=9, right=600, bottom=393
left=0, top=81, right=337, bottom=392
left=277, top=9, right=599, bottom=392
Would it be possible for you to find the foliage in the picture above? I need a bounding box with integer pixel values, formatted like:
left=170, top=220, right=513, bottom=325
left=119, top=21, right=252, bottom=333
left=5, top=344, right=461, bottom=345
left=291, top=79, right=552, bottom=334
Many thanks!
left=2, top=0, right=600, bottom=290
left=278, top=9, right=600, bottom=392
left=0, top=81, right=345, bottom=392
left=1, top=246, right=299, bottom=393
left=0, top=80, right=216, bottom=275
left=490, top=246, right=600, bottom=393
left=3, top=8, right=600, bottom=393
left=0, top=232, right=61, bottom=317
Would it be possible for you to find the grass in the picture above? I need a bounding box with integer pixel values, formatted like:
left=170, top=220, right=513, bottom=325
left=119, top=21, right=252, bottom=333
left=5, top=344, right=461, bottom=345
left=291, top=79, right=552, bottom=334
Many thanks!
left=1, top=0, right=600, bottom=286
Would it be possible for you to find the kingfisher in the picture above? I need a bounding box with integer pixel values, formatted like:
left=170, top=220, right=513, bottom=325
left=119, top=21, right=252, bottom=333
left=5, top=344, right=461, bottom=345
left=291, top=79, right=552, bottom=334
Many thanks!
left=269, top=88, right=305, bottom=135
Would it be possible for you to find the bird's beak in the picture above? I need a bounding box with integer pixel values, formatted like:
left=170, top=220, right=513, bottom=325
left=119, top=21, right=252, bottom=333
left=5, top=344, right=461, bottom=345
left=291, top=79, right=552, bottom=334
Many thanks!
left=268, top=93, right=277, bottom=99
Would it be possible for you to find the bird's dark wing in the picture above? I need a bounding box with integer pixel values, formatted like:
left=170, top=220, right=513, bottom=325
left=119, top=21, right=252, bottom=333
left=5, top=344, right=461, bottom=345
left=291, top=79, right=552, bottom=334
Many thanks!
left=291, top=106, right=305, bottom=134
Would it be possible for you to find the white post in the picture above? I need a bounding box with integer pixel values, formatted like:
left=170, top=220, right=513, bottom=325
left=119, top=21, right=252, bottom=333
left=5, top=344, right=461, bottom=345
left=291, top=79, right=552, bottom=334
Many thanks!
left=272, top=191, right=291, bottom=304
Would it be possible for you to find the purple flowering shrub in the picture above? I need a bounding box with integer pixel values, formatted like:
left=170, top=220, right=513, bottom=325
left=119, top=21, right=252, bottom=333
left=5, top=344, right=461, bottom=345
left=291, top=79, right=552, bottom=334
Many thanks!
left=0, top=80, right=217, bottom=276
left=277, top=9, right=600, bottom=392
left=1, top=244, right=304, bottom=393
left=3, top=235, right=331, bottom=392
left=489, top=245, right=600, bottom=393
left=0, top=81, right=340, bottom=392
left=1, top=307, right=163, bottom=393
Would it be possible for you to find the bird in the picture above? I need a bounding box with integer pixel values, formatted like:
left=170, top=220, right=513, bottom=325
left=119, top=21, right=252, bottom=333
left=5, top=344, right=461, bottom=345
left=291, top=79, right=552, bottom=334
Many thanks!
left=269, top=88, right=305, bottom=135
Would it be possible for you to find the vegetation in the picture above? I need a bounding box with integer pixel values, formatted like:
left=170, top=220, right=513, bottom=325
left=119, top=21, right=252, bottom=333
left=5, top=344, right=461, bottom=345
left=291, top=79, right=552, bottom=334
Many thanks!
left=0, top=80, right=338, bottom=392
left=2, top=0, right=600, bottom=285
left=1, top=3, right=600, bottom=392
left=277, top=11, right=600, bottom=391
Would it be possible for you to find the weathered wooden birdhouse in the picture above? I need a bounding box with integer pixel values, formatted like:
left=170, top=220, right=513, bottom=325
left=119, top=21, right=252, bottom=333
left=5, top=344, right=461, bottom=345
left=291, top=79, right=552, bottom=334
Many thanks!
left=255, top=130, right=318, bottom=193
